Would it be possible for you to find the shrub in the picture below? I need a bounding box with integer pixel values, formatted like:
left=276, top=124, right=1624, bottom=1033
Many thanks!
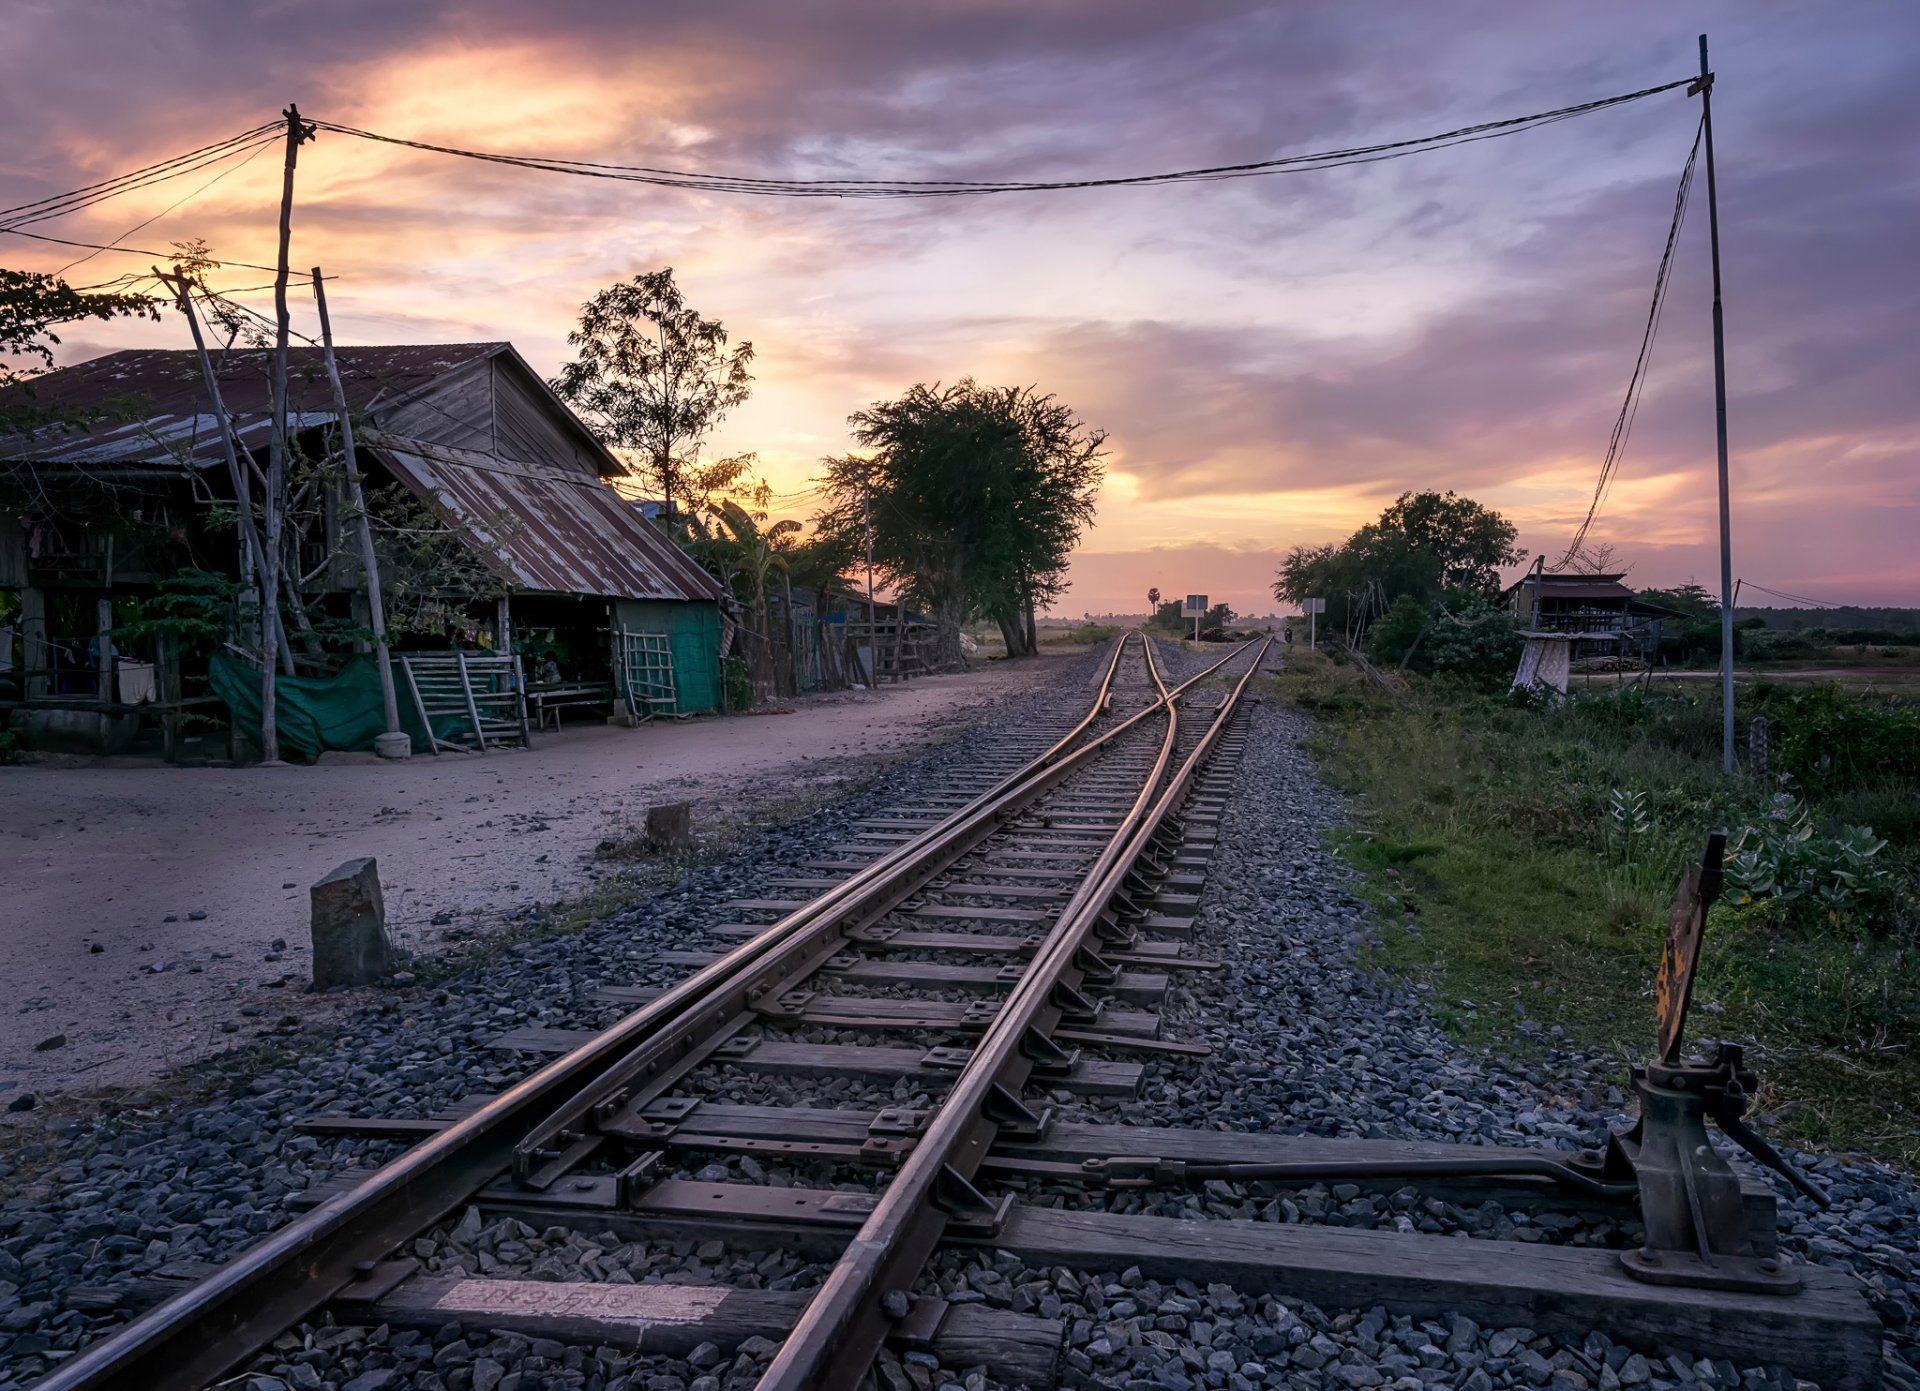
left=1723, top=791, right=1892, bottom=925
left=1748, top=683, right=1920, bottom=795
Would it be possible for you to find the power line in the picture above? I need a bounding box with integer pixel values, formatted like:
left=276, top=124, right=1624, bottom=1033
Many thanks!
left=53, top=139, right=276, bottom=276
left=0, top=225, right=285, bottom=274
left=1, top=128, right=279, bottom=229
left=1738, top=580, right=1850, bottom=609
left=1554, top=116, right=1703, bottom=569
left=307, top=77, right=1691, bottom=200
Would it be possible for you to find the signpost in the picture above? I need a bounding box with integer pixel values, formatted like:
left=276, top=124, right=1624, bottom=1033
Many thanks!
left=1181, top=594, right=1208, bottom=642
left=1303, top=596, right=1325, bottom=648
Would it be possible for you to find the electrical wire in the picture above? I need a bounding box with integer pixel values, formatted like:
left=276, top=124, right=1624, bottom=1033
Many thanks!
left=0, top=123, right=278, bottom=222
left=0, top=225, right=286, bottom=274
left=1739, top=580, right=1847, bottom=609
left=1, top=129, right=280, bottom=230
left=53, top=138, right=276, bottom=276
left=306, top=77, right=1691, bottom=200
left=1554, top=116, right=1703, bottom=569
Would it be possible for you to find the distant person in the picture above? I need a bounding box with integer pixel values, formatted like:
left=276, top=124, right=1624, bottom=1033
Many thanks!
left=1283, top=626, right=1294, bottom=645
left=539, top=653, right=562, bottom=684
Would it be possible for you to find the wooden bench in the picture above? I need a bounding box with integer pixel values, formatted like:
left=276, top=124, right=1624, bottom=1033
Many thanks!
left=528, top=682, right=612, bottom=730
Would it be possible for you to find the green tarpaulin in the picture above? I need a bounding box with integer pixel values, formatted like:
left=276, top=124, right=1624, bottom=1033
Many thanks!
left=210, top=652, right=456, bottom=759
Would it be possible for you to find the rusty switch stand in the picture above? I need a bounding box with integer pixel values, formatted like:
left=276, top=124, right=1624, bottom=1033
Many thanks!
left=1597, top=833, right=1828, bottom=1294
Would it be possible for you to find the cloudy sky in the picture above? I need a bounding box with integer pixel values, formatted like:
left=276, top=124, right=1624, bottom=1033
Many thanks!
left=4, top=1, right=1915, bottom=615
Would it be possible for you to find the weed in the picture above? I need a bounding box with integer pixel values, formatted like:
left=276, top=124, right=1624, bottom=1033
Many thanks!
left=1272, top=655, right=1920, bottom=1166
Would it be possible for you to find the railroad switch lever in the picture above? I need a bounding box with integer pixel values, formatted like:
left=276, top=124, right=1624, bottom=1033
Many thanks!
left=1592, top=833, right=1826, bottom=1294
left=1595, top=1042, right=1825, bottom=1295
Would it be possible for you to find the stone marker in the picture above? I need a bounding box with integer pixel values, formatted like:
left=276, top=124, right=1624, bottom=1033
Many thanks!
left=645, top=802, right=693, bottom=852
left=310, top=857, right=393, bottom=988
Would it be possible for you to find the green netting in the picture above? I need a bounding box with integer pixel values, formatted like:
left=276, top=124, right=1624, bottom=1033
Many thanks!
left=610, top=599, right=722, bottom=713
left=210, top=652, right=456, bottom=759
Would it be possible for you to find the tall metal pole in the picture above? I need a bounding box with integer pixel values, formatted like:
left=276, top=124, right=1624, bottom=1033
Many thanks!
left=311, top=267, right=406, bottom=753
left=1695, top=35, right=1736, bottom=773
left=861, top=463, right=877, bottom=680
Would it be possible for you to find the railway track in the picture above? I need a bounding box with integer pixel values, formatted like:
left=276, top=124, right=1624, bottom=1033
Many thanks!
left=39, top=632, right=1277, bottom=1391
left=26, top=630, right=1890, bottom=1391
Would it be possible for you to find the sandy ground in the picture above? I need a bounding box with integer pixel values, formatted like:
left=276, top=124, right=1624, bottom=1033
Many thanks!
left=0, top=654, right=1072, bottom=1104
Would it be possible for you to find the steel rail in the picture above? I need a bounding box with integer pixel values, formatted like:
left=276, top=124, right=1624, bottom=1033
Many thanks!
left=36, top=634, right=1234, bottom=1391
left=759, top=636, right=1275, bottom=1391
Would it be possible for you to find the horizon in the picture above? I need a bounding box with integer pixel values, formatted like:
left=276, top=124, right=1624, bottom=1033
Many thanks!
left=6, top=2, right=1917, bottom=616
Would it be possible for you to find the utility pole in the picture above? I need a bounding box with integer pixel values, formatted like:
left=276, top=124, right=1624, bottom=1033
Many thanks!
left=861, top=462, right=877, bottom=681
left=1692, top=36, right=1736, bottom=774
left=311, top=266, right=408, bottom=757
left=261, top=103, right=315, bottom=764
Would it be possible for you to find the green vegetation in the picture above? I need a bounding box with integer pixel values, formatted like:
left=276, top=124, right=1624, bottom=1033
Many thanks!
left=813, top=379, right=1105, bottom=661
left=1275, top=648, right=1920, bottom=1167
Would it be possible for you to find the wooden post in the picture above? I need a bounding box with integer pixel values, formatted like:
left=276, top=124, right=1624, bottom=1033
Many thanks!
left=495, top=593, right=513, bottom=656
left=310, top=266, right=405, bottom=754
left=894, top=599, right=906, bottom=683
left=95, top=597, right=113, bottom=701
left=158, top=270, right=289, bottom=675
left=261, top=103, right=315, bottom=764
left=158, top=632, right=180, bottom=762
left=20, top=586, right=48, bottom=700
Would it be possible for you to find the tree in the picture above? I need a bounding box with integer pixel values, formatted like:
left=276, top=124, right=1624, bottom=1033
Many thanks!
left=1152, top=600, right=1185, bottom=632
left=813, top=380, right=1104, bottom=661
left=1559, top=537, right=1626, bottom=576
left=1203, top=602, right=1234, bottom=631
left=550, top=269, right=754, bottom=527
left=1, top=268, right=156, bottom=432
left=1146, top=586, right=1161, bottom=618
left=1274, top=490, right=1523, bottom=638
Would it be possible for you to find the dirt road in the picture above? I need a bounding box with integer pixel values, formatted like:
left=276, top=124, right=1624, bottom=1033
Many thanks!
left=0, top=655, right=1069, bottom=1102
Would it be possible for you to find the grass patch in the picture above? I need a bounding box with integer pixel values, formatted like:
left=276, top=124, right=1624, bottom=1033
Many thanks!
left=1274, top=648, right=1920, bottom=1168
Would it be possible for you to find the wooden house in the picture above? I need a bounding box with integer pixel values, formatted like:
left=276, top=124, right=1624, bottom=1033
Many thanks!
left=1503, top=567, right=1674, bottom=662
left=0, top=343, right=724, bottom=756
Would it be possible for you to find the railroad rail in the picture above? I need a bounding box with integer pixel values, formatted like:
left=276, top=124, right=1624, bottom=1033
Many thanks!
left=36, top=629, right=1885, bottom=1391
left=40, top=632, right=1272, bottom=1391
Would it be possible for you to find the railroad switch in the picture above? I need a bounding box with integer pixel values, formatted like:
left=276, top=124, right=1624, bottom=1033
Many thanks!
left=1077, top=835, right=1828, bottom=1300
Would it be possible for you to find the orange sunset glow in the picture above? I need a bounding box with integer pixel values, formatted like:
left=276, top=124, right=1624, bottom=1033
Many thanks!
left=5, top=2, right=1916, bottom=614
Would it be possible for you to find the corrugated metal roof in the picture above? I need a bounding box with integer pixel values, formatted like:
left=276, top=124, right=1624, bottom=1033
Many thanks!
left=0, top=344, right=509, bottom=468
left=1535, top=582, right=1636, bottom=600
left=375, top=435, right=721, bottom=603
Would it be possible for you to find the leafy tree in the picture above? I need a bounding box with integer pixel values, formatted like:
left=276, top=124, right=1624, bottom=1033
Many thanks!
left=1275, top=490, right=1522, bottom=637
left=551, top=268, right=754, bottom=526
left=814, top=380, right=1104, bottom=661
left=1639, top=580, right=1727, bottom=664
left=1422, top=592, right=1524, bottom=682
left=1, top=267, right=156, bottom=432
left=1203, top=602, right=1234, bottom=630
left=1152, top=600, right=1185, bottom=632
left=1146, top=586, right=1161, bottom=618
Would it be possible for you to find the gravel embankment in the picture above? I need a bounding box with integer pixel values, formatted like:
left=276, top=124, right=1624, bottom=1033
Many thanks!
left=935, top=696, right=1919, bottom=1391
left=6, top=650, right=1909, bottom=1391
left=0, top=647, right=1128, bottom=1391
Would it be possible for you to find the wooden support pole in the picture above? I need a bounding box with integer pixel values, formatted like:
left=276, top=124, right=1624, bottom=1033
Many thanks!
left=261, top=103, right=314, bottom=763
left=310, top=266, right=405, bottom=752
left=20, top=586, right=48, bottom=700
left=158, top=270, right=290, bottom=676
left=95, top=597, right=113, bottom=701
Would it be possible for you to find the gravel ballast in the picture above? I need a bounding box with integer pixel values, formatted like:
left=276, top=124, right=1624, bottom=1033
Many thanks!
left=2, top=645, right=1913, bottom=1391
